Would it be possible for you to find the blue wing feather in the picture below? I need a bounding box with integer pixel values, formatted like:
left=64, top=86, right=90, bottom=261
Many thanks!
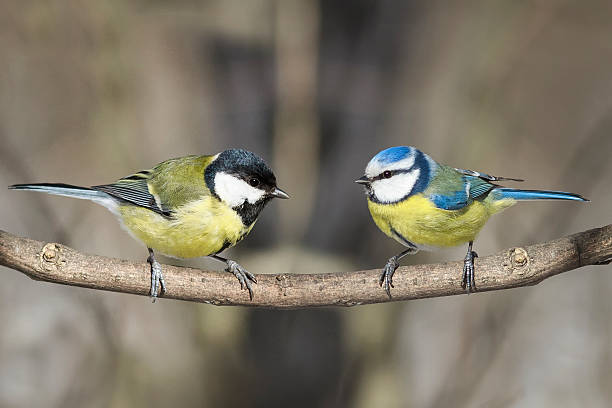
left=429, top=175, right=496, bottom=210
left=430, top=190, right=469, bottom=210
left=466, top=176, right=496, bottom=200
left=424, top=165, right=585, bottom=210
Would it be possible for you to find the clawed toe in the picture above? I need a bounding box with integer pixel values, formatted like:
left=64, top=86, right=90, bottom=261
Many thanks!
left=226, top=260, right=257, bottom=300
left=462, top=250, right=477, bottom=294
left=460, top=241, right=478, bottom=294
left=380, top=257, right=399, bottom=299
left=147, top=252, right=166, bottom=302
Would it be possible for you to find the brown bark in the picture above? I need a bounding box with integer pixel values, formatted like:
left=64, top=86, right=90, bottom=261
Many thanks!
left=1, top=225, right=610, bottom=308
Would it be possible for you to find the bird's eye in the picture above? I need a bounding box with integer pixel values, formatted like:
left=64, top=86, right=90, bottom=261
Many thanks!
left=248, top=178, right=260, bottom=187
left=383, top=170, right=392, bottom=179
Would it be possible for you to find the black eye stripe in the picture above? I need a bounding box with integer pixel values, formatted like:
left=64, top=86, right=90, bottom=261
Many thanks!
left=371, top=169, right=413, bottom=181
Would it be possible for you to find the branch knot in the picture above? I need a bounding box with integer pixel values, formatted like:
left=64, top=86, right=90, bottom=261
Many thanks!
left=503, top=247, right=530, bottom=275
left=39, top=243, right=65, bottom=272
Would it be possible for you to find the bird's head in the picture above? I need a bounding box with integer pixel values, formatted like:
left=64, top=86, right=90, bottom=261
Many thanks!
left=205, top=149, right=288, bottom=223
left=356, top=146, right=433, bottom=204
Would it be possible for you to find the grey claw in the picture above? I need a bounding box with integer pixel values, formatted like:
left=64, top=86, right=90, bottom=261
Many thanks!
left=246, top=270, right=257, bottom=284
left=462, top=252, right=477, bottom=294
left=380, top=256, right=399, bottom=298
left=226, top=260, right=256, bottom=300
left=148, top=258, right=165, bottom=302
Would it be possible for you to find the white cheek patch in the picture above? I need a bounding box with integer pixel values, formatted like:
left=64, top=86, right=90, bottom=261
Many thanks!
left=214, top=172, right=266, bottom=207
left=365, top=154, right=416, bottom=179
left=372, top=169, right=420, bottom=203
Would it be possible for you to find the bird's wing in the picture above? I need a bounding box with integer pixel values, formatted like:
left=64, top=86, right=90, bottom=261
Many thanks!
left=454, top=168, right=524, bottom=183
left=424, top=166, right=472, bottom=210
left=464, top=176, right=497, bottom=200
left=92, top=170, right=171, bottom=216
left=426, top=166, right=522, bottom=210
left=92, top=155, right=216, bottom=216
left=455, top=167, right=523, bottom=200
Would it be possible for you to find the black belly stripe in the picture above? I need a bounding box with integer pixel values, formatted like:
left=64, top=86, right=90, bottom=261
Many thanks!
left=390, top=225, right=417, bottom=249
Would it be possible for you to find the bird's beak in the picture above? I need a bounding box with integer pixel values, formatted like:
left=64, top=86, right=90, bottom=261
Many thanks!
left=355, top=175, right=370, bottom=185
left=270, top=187, right=290, bottom=199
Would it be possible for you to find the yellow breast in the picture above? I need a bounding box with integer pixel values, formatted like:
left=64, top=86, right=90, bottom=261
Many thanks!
left=367, top=194, right=515, bottom=248
left=118, top=197, right=252, bottom=258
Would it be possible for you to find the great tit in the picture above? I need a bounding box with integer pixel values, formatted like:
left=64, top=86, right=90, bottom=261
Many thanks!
left=356, top=146, right=587, bottom=297
left=10, top=149, right=289, bottom=300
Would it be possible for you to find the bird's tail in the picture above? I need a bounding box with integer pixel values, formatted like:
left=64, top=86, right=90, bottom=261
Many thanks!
left=492, top=188, right=589, bottom=202
left=9, top=183, right=117, bottom=210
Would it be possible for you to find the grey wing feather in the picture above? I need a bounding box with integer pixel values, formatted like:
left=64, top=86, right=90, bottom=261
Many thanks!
left=92, top=177, right=171, bottom=216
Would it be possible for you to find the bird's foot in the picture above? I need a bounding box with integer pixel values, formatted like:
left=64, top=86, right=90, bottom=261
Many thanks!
left=226, top=259, right=257, bottom=300
left=380, top=256, right=400, bottom=298
left=147, top=250, right=166, bottom=302
left=462, top=250, right=478, bottom=294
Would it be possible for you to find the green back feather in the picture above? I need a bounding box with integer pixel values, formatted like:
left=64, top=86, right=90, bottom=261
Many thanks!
left=146, top=155, right=215, bottom=209
left=94, top=155, right=216, bottom=215
left=423, top=164, right=497, bottom=210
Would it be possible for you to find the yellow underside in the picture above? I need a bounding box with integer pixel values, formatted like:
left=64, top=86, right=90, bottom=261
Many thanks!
left=118, top=197, right=252, bottom=258
left=368, top=194, right=516, bottom=248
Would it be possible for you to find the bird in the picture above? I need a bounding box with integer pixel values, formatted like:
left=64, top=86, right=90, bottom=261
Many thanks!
left=10, top=149, right=289, bottom=300
left=355, top=146, right=588, bottom=297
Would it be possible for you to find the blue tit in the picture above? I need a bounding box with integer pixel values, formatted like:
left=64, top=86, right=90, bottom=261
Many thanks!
left=356, top=146, right=588, bottom=297
left=10, top=149, right=289, bottom=300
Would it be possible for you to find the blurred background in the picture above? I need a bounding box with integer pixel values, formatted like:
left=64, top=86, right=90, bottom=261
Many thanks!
left=1, top=1, right=611, bottom=407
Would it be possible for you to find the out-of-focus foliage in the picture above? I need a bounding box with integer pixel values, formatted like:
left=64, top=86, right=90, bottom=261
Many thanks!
left=1, top=1, right=611, bottom=407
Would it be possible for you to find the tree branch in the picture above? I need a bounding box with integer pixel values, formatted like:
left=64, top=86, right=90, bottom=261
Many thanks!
left=1, top=225, right=610, bottom=308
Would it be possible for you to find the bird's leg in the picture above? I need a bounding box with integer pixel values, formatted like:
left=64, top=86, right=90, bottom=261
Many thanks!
left=147, top=248, right=166, bottom=302
left=380, top=246, right=418, bottom=298
left=461, top=241, right=478, bottom=294
left=211, top=255, right=257, bottom=300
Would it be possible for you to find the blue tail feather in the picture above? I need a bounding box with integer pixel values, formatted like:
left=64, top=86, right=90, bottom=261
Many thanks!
left=492, top=188, right=588, bottom=202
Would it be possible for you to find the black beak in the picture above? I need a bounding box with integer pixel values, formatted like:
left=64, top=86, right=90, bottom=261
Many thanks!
left=355, top=175, right=370, bottom=185
left=270, top=187, right=290, bottom=199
